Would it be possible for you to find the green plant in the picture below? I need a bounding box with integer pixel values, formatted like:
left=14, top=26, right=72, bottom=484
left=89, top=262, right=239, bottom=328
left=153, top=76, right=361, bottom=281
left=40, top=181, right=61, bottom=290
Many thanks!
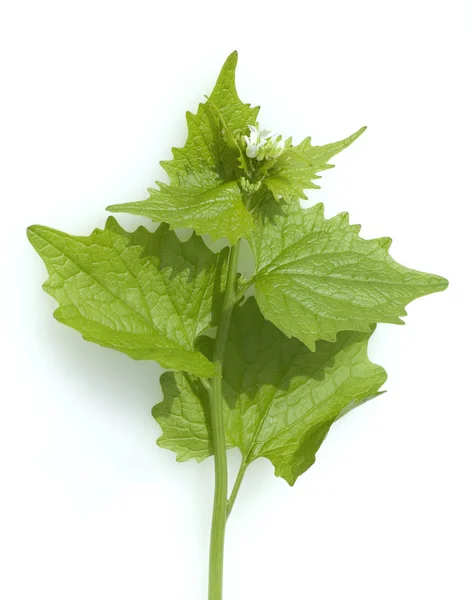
left=27, top=51, right=448, bottom=600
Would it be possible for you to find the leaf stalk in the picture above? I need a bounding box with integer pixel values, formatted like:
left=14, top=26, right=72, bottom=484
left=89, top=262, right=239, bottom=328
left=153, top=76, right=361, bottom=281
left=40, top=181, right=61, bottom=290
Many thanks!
left=227, top=459, right=247, bottom=518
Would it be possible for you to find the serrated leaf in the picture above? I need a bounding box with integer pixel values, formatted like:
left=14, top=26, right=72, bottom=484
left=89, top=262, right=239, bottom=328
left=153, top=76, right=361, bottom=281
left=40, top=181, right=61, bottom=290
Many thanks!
left=27, top=217, right=227, bottom=377
left=108, top=51, right=258, bottom=243
left=154, top=372, right=213, bottom=462
left=248, top=202, right=448, bottom=348
left=153, top=298, right=387, bottom=484
left=264, top=127, right=366, bottom=202
left=108, top=180, right=252, bottom=245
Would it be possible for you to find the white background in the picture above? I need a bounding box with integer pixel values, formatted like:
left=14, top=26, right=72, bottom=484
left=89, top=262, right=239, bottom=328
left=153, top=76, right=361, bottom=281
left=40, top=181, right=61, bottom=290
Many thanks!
left=1, top=1, right=473, bottom=599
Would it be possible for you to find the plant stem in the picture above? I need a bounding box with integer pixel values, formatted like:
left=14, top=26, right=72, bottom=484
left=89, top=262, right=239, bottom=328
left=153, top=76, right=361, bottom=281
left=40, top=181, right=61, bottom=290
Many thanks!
left=208, top=240, right=241, bottom=600
left=227, top=459, right=247, bottom=518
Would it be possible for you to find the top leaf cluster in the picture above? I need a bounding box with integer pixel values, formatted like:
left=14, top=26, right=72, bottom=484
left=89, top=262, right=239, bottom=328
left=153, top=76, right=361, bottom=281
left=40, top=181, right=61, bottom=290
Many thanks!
left=107, top=52, right=366, bottom=244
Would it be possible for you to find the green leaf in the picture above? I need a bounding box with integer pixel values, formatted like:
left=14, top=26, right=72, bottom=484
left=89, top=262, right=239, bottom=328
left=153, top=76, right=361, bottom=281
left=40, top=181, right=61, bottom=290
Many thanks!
left=264, top=127, right=366, bottom=202
left=153, top=372, right=213, bottom=462
left=107, top=51, right=258, bottom=243
left=248, top=202, right=448, bottom=349
left=153, top=298, right=387, bottom=485
left=108, top=180, right=252, bottom=245
left=27, top=217, right=227, bottom=377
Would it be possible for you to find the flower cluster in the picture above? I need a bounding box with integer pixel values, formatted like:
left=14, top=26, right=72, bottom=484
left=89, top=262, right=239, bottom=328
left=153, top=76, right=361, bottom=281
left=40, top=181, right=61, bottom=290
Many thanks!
left=243, top=124, right=285, bottom=161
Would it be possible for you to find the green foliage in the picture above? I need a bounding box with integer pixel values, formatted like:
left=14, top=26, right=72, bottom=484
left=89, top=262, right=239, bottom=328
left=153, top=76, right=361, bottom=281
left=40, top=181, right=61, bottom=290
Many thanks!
left=28, top=51, right=449, bottom=598
left=27, top=217, right=227, bottom=377
left=248, top=202, right=448, bottom=348
left=107, top=51, right=257, bottom=243
left=154, top=372, right=213, bottom=462
left=108, top=181, right=252, bottom=245
left=264, top=127, right=367, bottom=202
left=28, top=50, right=448, bottom=480
left=153, top=299, right=387, bottom=484
left=106, top=51, right=362, bottom=244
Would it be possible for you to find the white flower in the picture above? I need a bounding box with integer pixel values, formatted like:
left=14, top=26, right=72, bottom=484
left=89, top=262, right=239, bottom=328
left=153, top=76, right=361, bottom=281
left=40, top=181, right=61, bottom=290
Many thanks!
left=246, top=125, right=258, bottom=143
left=243, top=123, right=285, bottom=161
left=244, top=125, right=265, bottom=157
left=244, top=139, right=265, bottom=158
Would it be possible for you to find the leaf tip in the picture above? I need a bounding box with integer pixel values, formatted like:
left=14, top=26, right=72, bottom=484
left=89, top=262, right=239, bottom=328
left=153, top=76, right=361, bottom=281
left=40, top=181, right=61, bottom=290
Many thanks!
left=220, top=50, right=239, bottom=75
left=225, top=50, right=238, bottom=67
left=27, top=224, right=48, bottom=248
left=437, top=276, right=449, bottom=291
left=346, top=125, right=367, bottom=146
left=26, top=225, right=39, bottom=241
left=276, top=467, right=298, bottom=486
